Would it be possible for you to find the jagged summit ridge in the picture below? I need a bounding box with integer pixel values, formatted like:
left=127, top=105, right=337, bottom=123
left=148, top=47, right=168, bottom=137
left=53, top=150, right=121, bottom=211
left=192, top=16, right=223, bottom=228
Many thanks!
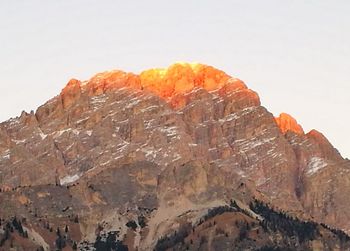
left=60, top=63, right=246, bottom=107
left=139, top=62, right=231, bottom=97
left=60, top=63, right=310, bottom=135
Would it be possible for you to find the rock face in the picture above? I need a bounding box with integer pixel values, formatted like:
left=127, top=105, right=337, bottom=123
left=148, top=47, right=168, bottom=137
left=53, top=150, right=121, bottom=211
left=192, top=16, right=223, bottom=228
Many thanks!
left=275, top=113, right=304, bottom=134
left=0, top=62, right=349, bottom=250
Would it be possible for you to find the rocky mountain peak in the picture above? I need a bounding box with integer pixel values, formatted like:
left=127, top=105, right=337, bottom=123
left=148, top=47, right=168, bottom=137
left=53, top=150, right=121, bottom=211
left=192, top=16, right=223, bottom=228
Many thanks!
left=59, top=63, right=235, bottom=109
left=60, top=63, right=260, bottom=108
left=275, top=112, right=304, bottom=134
left=61, top=78, right=82, bottom=109
left=1, top=62, right=350, bottom=250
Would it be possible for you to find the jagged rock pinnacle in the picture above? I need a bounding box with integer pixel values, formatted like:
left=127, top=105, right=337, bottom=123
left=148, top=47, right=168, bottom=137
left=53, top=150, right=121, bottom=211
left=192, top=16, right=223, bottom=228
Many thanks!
left=275, top=113, right=304, bottom=134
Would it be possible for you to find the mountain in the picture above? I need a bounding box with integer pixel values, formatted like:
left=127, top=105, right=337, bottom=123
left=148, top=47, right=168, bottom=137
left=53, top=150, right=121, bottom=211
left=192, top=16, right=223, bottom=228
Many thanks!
left=0, top=63, right=350, bottom=250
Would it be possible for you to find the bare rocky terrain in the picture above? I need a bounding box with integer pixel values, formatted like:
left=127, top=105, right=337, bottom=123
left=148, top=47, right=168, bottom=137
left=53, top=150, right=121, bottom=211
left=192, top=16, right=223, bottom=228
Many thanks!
left=0, top=63, right=349, bottom=250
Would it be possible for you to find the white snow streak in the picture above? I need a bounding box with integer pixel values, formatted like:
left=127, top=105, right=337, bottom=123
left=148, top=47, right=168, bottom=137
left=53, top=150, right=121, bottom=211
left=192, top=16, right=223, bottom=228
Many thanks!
left=39, top=132, right=47, bottom=140
left=13, top=139, right=26, bottom=144
left=60, top=174, right=80, bottom=185
left=307, top=157, right=328, bottom=175
left=90, top=95, right=108, bottom=111
left=160, top=126, right=179, bottom=137
left=220, top=106, right=257, bottom=122
left=236, top=136, right=277, bottom=152
left=1, top=150, right=10, bottom=160
left=53, top=128, right=72, bottom=138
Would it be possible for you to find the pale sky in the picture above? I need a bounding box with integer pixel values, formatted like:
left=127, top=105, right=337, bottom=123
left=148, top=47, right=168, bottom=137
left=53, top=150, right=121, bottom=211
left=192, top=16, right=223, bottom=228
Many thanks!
left=0, top=1, right=349, bottom=158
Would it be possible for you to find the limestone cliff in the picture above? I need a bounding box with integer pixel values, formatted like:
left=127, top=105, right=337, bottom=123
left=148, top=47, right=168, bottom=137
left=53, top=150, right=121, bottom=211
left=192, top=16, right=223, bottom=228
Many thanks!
left=0, top=63, right=349, bottom=250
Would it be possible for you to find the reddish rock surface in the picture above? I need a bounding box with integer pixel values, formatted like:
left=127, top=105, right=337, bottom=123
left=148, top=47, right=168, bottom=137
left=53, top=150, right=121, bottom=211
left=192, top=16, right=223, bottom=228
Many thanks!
left=275, top=113, right=304, bottom=134
left=0, top=63, right=349, bottom=250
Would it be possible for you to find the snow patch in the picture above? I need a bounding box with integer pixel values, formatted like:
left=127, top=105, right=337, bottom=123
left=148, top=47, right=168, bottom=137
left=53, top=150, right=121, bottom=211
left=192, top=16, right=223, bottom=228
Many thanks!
left=171, top=153, right=181, bottom=162
left=1, top=150, right=10, bottom=160
left=72, top=129, right=80, bottom=135
left=256, top=177, right=271, bottom=186
left=145, top=119, right=155, bottom=129
left=100, top=160, right=111, bottom=166
left=90, top=95, right=108, bottom=111
left=116, top=143, right=129, bottom=153
left=220, top=106, right=258, bottom=123
left=8, top=118, right=19, bottom=127
left=65, top=143, right=75, bottom=151
left=125, top=97, right=142, bottom=108
left=60, top=174, right=80, bottom=185
left=236, top=136, right=277, bottom=152
left=142, top=147, right=157, bottom=159
left=141, top=105, right=159, bottom=112
left=160, top=126, right=179, bottom=138
left=236, top=169, right=247, bottom=178
left=13, top=139, right=26, bottom=144
left=76, top=117, right=89, bottom=124
left=39, top=131, right=47, bottom=140
left=53, top=128, right=72, bottom=138
left=307, top=157, right=328, bottom=175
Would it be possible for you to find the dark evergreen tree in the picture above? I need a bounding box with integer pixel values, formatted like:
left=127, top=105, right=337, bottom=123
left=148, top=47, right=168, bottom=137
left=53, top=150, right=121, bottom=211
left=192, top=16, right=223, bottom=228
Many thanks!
left=74, top=215, right=79, bottom=223
left=138, top=215, right=147, bottom=228
left=125, top=220, right=137, bottom=231
left=55, top=235, right=66, bottom=250
left=250, top=199, right=319, bottom=242
left=56, top=227, right=61, bottom=237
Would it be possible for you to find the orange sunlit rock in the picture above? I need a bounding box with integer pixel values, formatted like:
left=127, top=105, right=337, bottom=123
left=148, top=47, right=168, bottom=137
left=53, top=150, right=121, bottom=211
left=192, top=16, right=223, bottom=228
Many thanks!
left=275, top=113, right=304, bottom=135
left=60, top=62, right=237, bottom=105
left=139, top=63, right=230, bottom=98
left=139, top=68, right=176, bottom=97
left=86, top=70, right=141, bottom=96
left=61, top=78, right=82, bottom=109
